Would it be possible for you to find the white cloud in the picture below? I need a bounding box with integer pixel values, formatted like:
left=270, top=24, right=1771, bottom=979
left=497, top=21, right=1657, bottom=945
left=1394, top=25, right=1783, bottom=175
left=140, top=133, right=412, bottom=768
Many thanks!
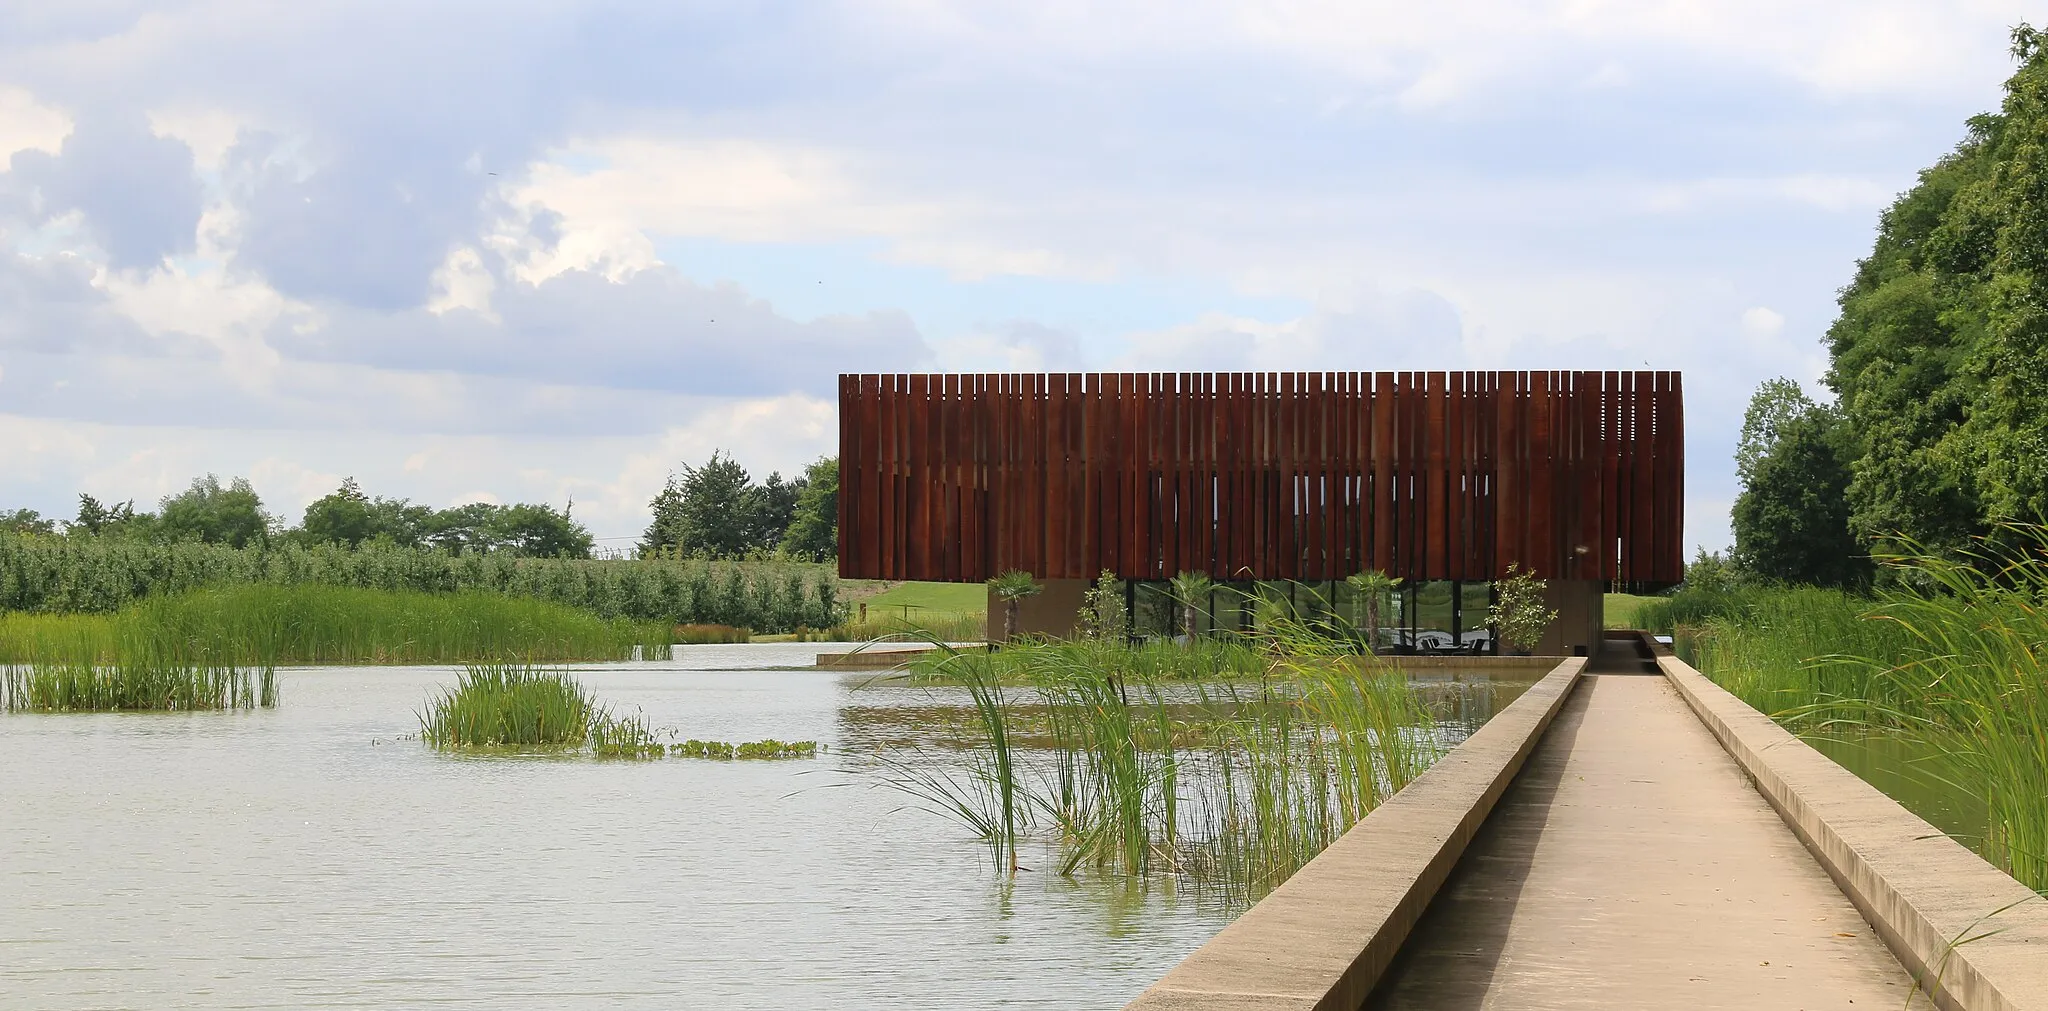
left=1740, top=306, right=1786, bottom=338
left=0, top=88, right=71, bottom=163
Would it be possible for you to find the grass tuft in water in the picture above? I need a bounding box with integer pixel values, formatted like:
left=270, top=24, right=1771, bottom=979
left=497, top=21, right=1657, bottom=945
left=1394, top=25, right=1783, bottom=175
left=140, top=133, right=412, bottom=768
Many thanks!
left=3, top=659, right=277, bottom=712
left=419, top=662, right=597, bottom=749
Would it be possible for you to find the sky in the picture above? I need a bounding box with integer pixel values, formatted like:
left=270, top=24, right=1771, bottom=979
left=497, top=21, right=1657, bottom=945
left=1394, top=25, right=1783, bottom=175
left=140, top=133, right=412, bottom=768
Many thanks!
left=0, top=2, right=2035, bottom=555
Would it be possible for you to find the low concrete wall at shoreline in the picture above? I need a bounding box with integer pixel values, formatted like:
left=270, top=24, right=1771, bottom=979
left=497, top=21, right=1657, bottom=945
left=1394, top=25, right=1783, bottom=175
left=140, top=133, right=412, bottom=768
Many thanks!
left=1124, top=657, right=1586, bottom=1010
left=1657, top=649, right=2048, bottom=1011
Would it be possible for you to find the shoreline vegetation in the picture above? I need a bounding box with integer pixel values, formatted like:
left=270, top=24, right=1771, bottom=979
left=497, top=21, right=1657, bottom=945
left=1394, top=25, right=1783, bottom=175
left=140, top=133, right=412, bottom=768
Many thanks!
left=1637, top=529, right=2048, bottom=891
left=0, top=533, right=846, bottom=634
left=876, top=617, right=1439, bottom=904
left=0, top=584, right=676, bottom=668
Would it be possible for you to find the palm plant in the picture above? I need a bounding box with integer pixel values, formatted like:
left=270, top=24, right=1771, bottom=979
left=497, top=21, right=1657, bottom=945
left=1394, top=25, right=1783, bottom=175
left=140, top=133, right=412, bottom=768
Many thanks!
left=1168, top=570, right=1215, bottom=641
left=987, top=569, right=1041, bottom=641
left=1345, top=570, right=1398, bottom=652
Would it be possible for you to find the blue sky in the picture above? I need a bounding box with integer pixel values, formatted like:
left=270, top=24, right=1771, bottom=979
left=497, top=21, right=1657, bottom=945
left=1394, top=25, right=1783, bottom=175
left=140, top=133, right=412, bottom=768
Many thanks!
left=0, top=2, right=2033, bottom=551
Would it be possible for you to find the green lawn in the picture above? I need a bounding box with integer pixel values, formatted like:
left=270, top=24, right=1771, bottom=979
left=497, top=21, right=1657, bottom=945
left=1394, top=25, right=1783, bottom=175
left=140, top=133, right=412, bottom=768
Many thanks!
left=857, top=580, right=988, bottom=615
left=1604, top=592, right=1663, bottom=629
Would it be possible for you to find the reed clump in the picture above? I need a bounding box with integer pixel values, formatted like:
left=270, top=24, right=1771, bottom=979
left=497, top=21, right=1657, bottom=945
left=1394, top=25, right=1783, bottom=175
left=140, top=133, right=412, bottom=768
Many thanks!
left=419, top=663, right=598, bottom=748
left=877, top=615, right=1438, bottom=903
left=3, top=660, right=276, bottom=712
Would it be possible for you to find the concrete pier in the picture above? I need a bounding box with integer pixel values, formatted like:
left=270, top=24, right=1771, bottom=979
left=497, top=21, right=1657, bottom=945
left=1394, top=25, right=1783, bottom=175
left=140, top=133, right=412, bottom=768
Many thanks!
left=1366, top=673, right=1909, bottom=1008
left=1128, top=637, right=2048, bottom=1011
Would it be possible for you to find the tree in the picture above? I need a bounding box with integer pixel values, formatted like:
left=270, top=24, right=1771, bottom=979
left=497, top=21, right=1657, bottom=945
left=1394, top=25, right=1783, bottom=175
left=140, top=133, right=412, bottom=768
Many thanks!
left=1345, top=569, right=1398, bottom=652
left=488, top=502, right=595, bottom=558
left=0, top=508, right=55, bottom=536
left=988, top=569, right=1040, bottom=641
left=158, top=475, right=270, bottom=548
left=1489, top=565, right=1556, bottom=655
left=299, top=478, right=375, bottom=547
left=746, top=471, right=805, bottom=550
left=70, top=494, right=136, bottom=536
left=1818, top=28, right=2048, bottom=560
left=1168, top=571, right=1214, bottom=640
left=642, top=451, right=759, bottom=558
left=781, top=456, right=839, bottom=559
left=1731, top=383, right=1868, bottom=586
left=417, top=501, right=592, bottom=557
left=298, top=478, right=433, bottom=548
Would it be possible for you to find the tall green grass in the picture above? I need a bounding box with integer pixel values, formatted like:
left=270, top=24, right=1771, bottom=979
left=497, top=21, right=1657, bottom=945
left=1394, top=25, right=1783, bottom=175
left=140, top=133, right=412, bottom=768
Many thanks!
left=1672, top=528, right=2048, bottom=890
left=0, top=534, right=844, bottom=633
left=419, top=662, right=666, bottom=757
left=878, top=616, right=1438, bottom=902
left=0, top=584, right=672, bottom=666
left=3, top=660, right=276, bottom=712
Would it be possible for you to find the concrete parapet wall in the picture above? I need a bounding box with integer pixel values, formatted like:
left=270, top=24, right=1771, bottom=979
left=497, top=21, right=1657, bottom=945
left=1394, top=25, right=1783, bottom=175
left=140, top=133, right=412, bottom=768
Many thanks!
left=1124, top=658, right=1586, bottom=1010
left=1657, top=652, right=2048, bottom=1011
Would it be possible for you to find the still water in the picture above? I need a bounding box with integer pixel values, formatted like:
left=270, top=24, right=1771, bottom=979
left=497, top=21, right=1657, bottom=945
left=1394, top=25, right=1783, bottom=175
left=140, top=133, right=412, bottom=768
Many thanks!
left=1, top=645, right=1529, bottom=1010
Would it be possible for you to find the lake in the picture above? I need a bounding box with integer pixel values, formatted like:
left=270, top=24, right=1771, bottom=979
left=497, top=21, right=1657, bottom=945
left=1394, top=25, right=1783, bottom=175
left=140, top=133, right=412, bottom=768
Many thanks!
left=1, top=644, right=1531, bottom=1010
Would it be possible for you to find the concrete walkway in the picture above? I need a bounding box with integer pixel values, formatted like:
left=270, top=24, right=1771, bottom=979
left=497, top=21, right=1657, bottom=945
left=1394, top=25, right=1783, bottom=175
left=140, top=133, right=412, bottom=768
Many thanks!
left=1366, top=673, right=1914, bottom=1010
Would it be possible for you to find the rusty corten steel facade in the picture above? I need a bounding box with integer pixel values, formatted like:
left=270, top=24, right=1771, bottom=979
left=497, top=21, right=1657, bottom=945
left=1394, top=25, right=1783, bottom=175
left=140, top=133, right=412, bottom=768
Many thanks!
left=837, top=372, right=1683, bottom=586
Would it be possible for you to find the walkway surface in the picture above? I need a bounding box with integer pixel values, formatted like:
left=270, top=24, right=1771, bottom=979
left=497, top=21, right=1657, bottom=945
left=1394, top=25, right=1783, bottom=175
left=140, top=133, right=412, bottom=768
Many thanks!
left=1366, top=671, right=1915, bottom=1010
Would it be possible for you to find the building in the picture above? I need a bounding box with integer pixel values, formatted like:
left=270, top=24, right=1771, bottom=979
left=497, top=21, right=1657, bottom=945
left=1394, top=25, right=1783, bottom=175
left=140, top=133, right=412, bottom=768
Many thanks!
left=837, top=371, right=1683, bottom=655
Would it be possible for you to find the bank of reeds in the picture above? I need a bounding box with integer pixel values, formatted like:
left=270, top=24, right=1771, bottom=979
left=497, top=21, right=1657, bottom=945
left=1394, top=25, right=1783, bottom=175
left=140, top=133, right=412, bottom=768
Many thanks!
left=878, top=617, right=1438, bottom=901
left=1672, top=528, right=2048, bottom=890
left=0, top=584, right=671, bottom=667
left=3, top=660, right=276, bottom=712
left=0, top=534, right=844, bottom=633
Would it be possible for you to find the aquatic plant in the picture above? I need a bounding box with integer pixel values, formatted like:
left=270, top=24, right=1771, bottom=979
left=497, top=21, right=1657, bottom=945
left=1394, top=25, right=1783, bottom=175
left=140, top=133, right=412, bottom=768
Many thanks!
left=876, top=615, right=1438, bottom=900
left=419, top=662, right=597, bottom=748
left=3, top=659, right=276, bottom=712
left=673, top=738, right=821, bottom=760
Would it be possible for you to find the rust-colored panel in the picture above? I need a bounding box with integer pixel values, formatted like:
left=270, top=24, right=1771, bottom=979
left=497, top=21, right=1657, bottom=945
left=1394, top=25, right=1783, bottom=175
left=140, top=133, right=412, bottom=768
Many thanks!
left=835, top=371, right=1683, bottom=585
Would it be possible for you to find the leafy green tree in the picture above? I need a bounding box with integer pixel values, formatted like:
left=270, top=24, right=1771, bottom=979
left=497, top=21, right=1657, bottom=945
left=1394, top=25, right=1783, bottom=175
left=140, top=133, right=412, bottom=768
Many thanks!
left=780, top=456, right=839, bottom=559
left=158, top=475, right=270, bottom=548
left=1, top=508, right=55, bottom=535
left=298, top=479, right=432, bottom=548
left=299, top=478, right=375, bottom=547
left=642, top=451, right=764, bottom=558
left=1821, top=27, right=2048, bottom=557
left=423, top=502, right=501, bottom=554
left=1731, top=381, right=1868, bottom=586
left=487, top=502, right=595, bottom=558
left=70, top=494, right=139, bottom=537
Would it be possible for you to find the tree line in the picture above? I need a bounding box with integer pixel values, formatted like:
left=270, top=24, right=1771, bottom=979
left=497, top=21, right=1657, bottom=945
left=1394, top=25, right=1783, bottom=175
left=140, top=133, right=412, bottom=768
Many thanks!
left=3, top=475, right=595, bottom=558
left=1733, top=26, right=2048, bottom=588
left=0, top=451, right=842, bottom=563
